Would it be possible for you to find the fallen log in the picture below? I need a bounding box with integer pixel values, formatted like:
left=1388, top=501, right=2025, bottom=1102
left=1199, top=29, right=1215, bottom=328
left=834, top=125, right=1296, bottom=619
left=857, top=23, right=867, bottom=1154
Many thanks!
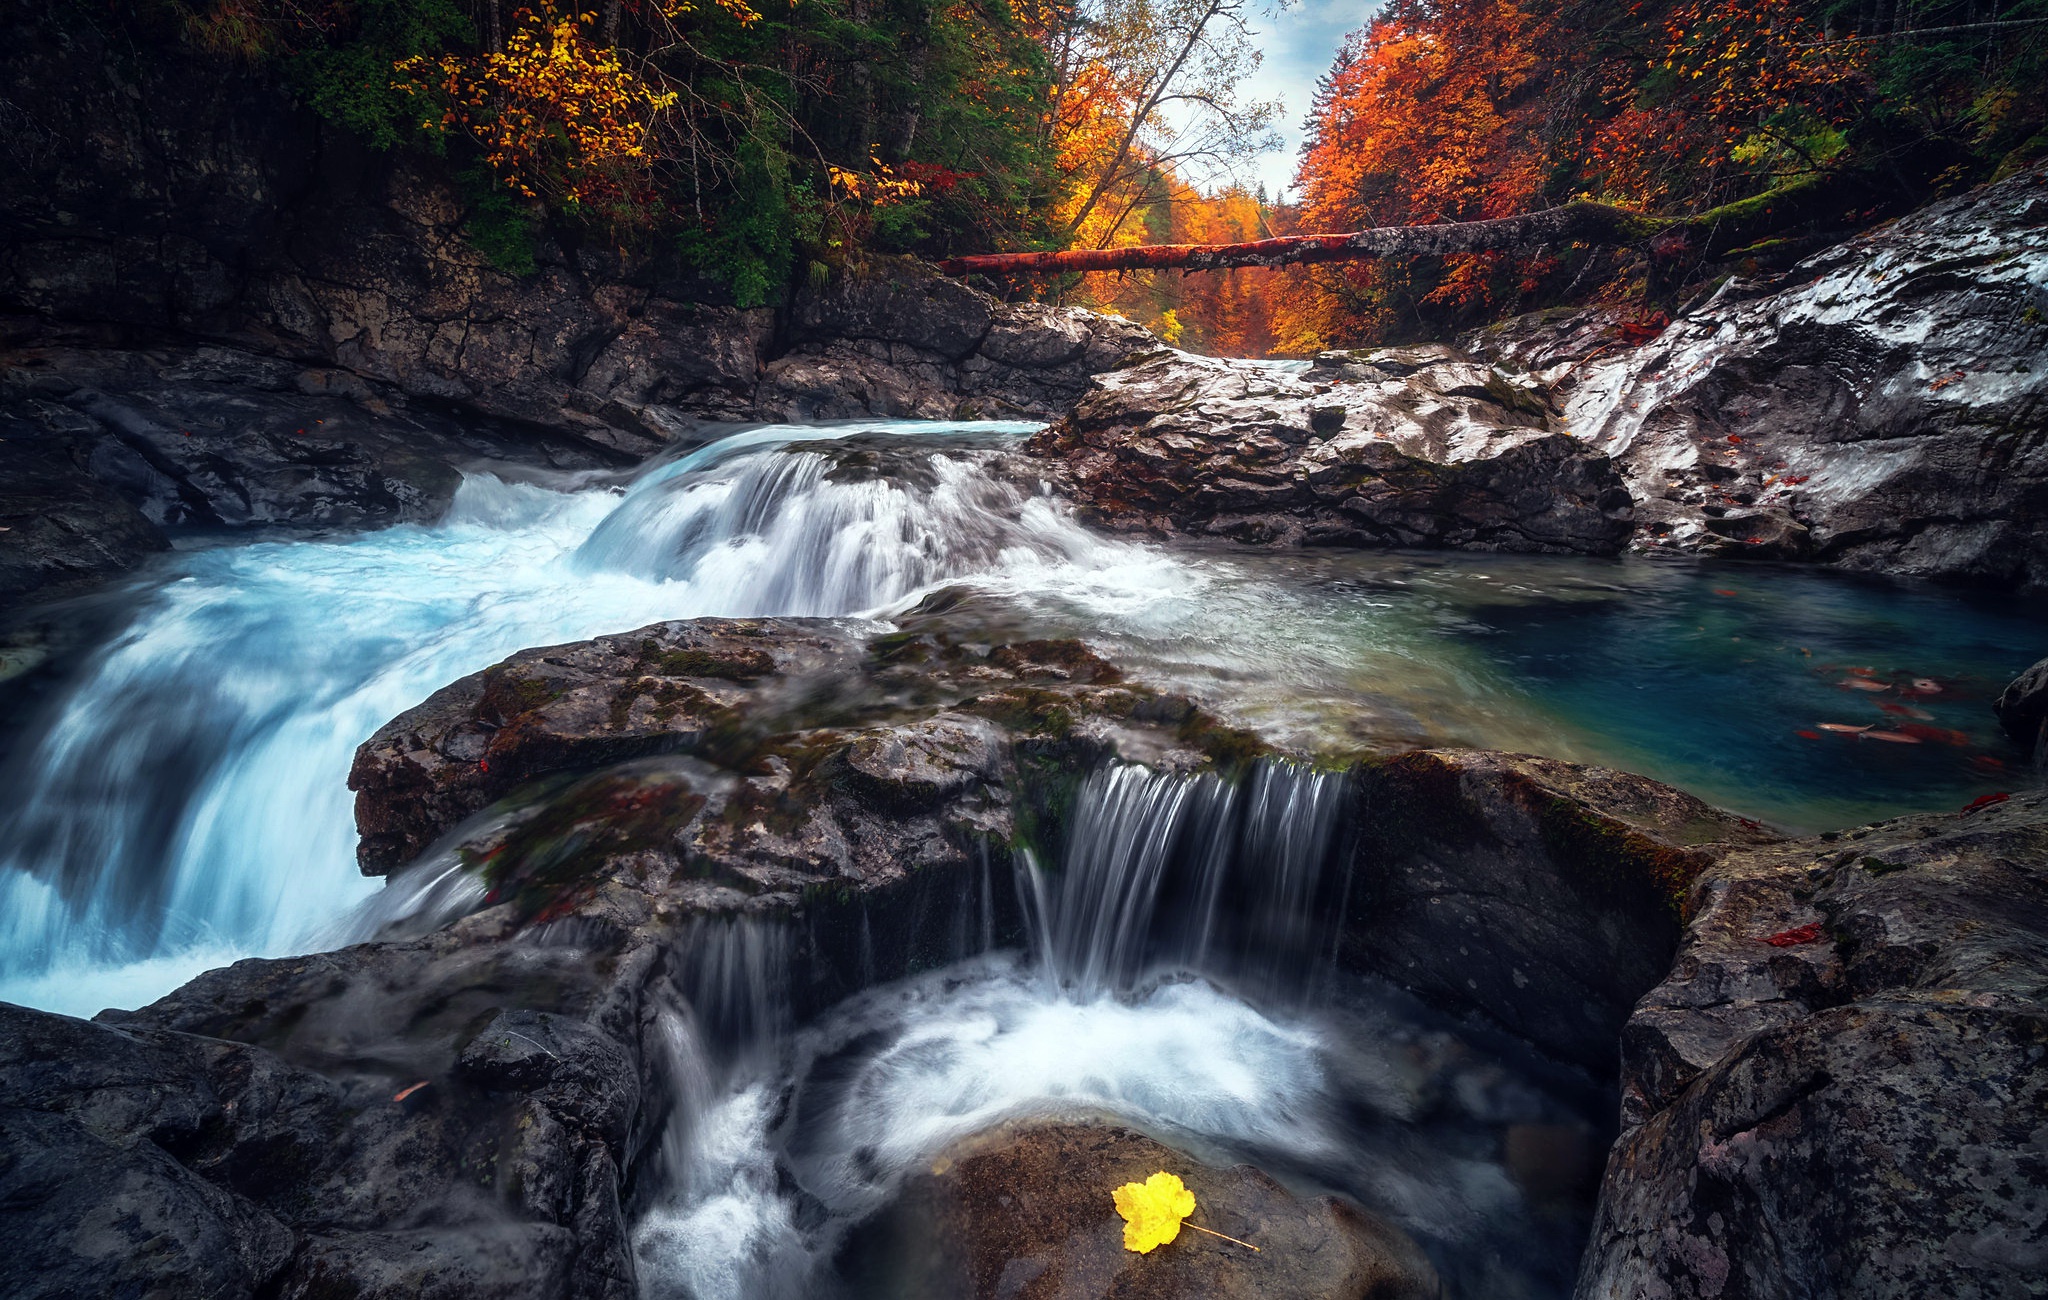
left=934, top=192, right=1828, bottom=278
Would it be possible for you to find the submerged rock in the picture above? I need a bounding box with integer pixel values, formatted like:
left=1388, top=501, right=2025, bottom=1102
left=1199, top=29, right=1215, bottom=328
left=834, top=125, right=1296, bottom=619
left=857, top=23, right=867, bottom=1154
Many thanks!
left=1578, top=789, right=2048, bottom=1300
left=1027, top=347, right=1633, bottom=553
left=858, top=1118, right=1440, bottom=1300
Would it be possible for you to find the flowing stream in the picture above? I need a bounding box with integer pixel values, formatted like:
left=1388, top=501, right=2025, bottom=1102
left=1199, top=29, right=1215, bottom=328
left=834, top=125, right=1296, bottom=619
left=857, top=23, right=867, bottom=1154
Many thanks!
left=632, top=760, right=1589, bottom=1299
left=0, top=415, right=2041, bottom=1297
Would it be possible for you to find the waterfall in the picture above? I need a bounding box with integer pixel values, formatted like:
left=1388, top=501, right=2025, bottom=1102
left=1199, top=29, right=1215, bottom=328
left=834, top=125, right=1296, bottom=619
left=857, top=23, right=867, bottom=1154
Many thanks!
left=1022, top=757, right=1351, bottom=1001
left=0, top=420, right=1175, bottom=1018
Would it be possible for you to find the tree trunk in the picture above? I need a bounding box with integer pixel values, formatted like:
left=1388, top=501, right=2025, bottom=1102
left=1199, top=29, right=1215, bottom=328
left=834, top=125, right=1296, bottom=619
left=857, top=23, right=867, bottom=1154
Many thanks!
left=938, top=202, right=1671, bottom=277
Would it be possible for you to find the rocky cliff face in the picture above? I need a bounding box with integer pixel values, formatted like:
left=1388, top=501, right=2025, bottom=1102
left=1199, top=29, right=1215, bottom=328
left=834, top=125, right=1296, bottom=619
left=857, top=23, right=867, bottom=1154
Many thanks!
left=0, top=7, right=1163, bottom=607
left=1480, top=166, right=2048, bottom=589
left=1578, top=789, right=2048, bottom=1300
left=1, top=13, right=1157, bottom=444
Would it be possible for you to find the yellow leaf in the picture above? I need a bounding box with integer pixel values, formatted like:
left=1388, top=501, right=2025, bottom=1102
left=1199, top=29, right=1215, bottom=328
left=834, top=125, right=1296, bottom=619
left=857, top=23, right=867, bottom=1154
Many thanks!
left=1111, top=1171, right=1196, bottom=1254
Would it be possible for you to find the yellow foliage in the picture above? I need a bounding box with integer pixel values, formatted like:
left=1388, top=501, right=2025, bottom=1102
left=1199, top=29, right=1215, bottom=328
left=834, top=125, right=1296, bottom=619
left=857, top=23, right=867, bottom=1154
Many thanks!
left=395, top=2, right=680, bottom=205
left=1112, top=1171, right=1196, bottom=1253
left=827, top=152, right=925, bottom=206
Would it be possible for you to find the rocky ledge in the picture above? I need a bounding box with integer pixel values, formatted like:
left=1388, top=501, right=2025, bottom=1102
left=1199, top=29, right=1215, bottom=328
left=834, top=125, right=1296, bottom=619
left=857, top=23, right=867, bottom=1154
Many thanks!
left=1027, top=346, right=1634, bottom=552
left=1492, top=165, right=2048, bottom=587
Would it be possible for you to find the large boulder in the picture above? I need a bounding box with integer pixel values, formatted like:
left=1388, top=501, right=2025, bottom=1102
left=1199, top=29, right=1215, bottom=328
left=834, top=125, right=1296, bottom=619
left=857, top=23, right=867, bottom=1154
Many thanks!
left=858, top=1118, right=1440, bottom=1300
left=1027, top=347, right=1634, bottom=552
left=1538, top=166, right=2048, bottom=585
left=1577, top=788, right=2048, bottom=1300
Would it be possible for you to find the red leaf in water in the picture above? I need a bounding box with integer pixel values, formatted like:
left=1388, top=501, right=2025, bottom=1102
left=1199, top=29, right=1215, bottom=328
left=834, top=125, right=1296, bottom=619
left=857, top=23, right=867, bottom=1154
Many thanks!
left=1713, top=589, right=1738, bottom=596
left=1896, top=724, right=1969, bottom=746
left=1971, top=756, right=2007, bottom=771
left=1879, top=702, right=1934, bottom=720
left=1846, top=666, right=1877, bottom=677
left=1796, top=730, right=1821, bottom=739
left=393, top=1081, right=431, bottom=1103
left=1761, top=922, right=1823, bottom=947
left=1961, top=793, right=2011, bottom=816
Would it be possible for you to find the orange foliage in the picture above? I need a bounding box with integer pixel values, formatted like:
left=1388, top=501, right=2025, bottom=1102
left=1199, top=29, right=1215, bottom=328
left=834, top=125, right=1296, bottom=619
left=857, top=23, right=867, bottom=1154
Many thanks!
left=1277, top=0, right=1872, bottom=348
left=1069, top=181, right=1289, bottom=356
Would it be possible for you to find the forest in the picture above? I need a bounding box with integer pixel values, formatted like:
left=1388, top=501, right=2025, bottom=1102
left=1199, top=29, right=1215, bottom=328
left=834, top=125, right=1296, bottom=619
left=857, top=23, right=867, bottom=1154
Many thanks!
left=115, top=0, right=2048, bottom=352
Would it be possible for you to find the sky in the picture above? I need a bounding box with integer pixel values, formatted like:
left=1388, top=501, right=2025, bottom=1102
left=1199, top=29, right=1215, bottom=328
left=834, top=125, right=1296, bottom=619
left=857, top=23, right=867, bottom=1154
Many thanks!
left=1233, top=0, right=1378, bottom=201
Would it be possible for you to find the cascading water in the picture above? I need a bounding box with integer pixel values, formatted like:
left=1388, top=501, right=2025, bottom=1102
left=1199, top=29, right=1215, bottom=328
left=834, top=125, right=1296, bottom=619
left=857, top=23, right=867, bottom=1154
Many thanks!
left=630, top=758, right=1583, bottom=1300
left=1021, top=759, right=1350, bottom=1000
left=0, top=420, right=1194, bottom=1017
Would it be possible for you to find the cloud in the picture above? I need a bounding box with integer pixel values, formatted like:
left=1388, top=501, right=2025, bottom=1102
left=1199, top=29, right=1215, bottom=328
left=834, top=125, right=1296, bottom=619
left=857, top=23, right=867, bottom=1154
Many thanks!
left=1236, top=0, right=1380, bottom=200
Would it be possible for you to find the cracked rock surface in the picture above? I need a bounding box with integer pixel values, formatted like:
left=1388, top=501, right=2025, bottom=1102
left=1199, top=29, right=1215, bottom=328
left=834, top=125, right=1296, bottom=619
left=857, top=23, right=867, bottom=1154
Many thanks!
left=1026, top=346, right=1634, bottom=553
left=1578, top=789, right=2048, bottom=1300
left=1488, top=166, right=2048, bottom=587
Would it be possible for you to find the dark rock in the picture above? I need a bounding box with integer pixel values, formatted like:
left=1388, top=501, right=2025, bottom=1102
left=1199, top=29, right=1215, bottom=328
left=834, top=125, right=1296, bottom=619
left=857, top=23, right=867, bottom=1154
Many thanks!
left=1343, top=750, right=1781, bottom=1075
left=787, top=259, right=996, bottom=360
left=1578, top=789, right=2048, bottom=1300
left=0, top=989, right=598, bottom=1300
left=1995, top=656, right=2048, bottom=760
left=1028, top=348, right=1634, bottom=554
left=2, top=345, right=626, bottom=542
left=755, top=274, right=1158, bottom=421
left=0, top=398, right=168, bottom=604
left=1462, top=305, right=1635, bottom=377
left=864, top=1118, right=1440, bottom=1300
left=1556, top=166, right=2048, bottom=589
left=0, top=1102, right=294, bottom=1300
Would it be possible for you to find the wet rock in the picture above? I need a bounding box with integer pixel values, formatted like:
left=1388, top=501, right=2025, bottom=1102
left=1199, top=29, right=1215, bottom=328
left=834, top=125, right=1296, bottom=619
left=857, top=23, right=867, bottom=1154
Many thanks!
left=1578, top=789, right=2048, bottom=1300
left=1, top=345, right=627, bottom=545
left=861, top=1118, right=1440, bottom=1300
left=1344, top=749, right=1781, bottom=1075
left=756, top=267, right=1158, bottom=421
left=1995, top=656, right=2048, bottom=761
left=348, top=620, right=860, bottom=871
left=840, top=713, right=1002, bottom=812
left=1553, top=166, right=2048, bottom=588
left=1028, top=348, right=1633, bottom=554
left=0, top=398, right=168, bottom=604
